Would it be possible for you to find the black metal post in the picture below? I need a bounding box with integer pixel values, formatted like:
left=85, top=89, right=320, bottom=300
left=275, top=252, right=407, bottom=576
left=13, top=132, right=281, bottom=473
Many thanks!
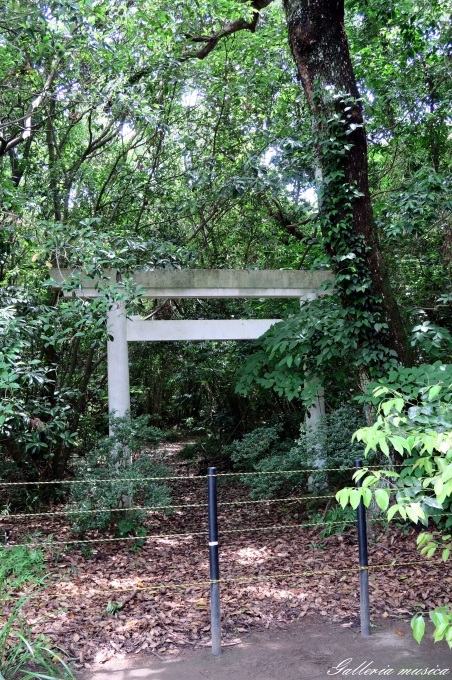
left=355, top=459, right=370, bottom=636
left=208, top=466, right=221, bottom=655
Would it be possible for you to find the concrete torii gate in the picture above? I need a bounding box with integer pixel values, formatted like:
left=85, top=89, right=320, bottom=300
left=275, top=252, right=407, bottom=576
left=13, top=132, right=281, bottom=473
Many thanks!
left=51, top=268, right=334, bottom=427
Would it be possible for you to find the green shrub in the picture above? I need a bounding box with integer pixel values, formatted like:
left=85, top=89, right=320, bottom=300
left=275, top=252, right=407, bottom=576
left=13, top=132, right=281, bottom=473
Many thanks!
left=226, top=407, right=369, bottom=498
left=299, top=405, right=371, bottom=490
left=67, top=415, right=172, bottom=536
left=180, top=434, right=230, bottom=469
left=225, top=424, right=289, bottom=471
left=224, top=423, right=302, bottom=498
left=179, top=442, right=199, bottom=461
left=0, top=545, right=72, bottom=679
left=337, top=364, right=452, bottom=647
left=354, top=362, right=452, bottom=530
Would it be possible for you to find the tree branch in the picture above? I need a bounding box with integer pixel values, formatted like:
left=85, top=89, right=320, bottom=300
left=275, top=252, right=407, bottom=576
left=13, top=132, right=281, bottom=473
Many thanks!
left=263, top=196, right=317, bottom=241
left=0, top=60, right=61, bottom=156
left=129, top=0, right=275, bottom=84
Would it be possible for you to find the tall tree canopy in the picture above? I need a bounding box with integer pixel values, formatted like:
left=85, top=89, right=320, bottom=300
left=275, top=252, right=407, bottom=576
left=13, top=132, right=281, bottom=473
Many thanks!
left=0, top=0, right=450, bottom=479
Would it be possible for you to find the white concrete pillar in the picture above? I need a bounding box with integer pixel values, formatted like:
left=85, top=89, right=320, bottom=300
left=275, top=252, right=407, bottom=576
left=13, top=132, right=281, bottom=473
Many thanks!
left=107, top=301, right=131, bottom=419
left=300, top=295, right=326, bottom=430
left=305, top=384, right=325, bottom=430
left=305, top=380, right=326, bottom=489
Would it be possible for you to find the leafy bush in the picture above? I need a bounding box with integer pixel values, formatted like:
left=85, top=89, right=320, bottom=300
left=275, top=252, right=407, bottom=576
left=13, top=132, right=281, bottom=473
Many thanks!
left=225, top=407, right=368, bottom=498
left=353, top=362, right=452, bottom=530
left=0, top=302, right=79, bottom=495
left=68, top=415, right=172, bottom=536
left=179, top=435, right=227, bottom=468
left=299, top=405, right=370, bottom=490
left=226, top=424, right=302, bottom=498
left=410, top=319, right=452, bottom=361
left=225, top=424, right=290, bottom=471
left=235, top=294, right=398, bottom=406
left=311, top=505, right=357, bottom=538
left=336, top=363, right=452, bottom=647
left=179, top=442, right=200, bottom=461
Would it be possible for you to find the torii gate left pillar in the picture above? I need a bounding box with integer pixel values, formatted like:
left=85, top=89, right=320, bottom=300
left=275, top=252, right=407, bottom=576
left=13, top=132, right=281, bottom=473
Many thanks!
left=107, top=301, right=131, bottom=417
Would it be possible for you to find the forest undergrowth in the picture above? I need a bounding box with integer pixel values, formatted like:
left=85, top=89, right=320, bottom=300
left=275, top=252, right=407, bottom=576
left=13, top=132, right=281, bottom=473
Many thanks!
left=0, top=442, right=450, bottom=671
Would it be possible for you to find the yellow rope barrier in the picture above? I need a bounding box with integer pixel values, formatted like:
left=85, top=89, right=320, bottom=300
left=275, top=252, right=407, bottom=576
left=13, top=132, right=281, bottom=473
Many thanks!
left=221, top=520, right=355, bottom=535
left=0, top=530, right=206, bottom=548
left=0, top=464, right=403, bottom=487
left=1, top=558, right=446, bottom=603
left=0, top=474, right=208, bottom=486
left=0, top=495, right=337, bottom=519
left=216, top=465, right=401, bottom=477
left=219, top=494, right=336, bottom=505
left=0, top=518, right=356, bottom=549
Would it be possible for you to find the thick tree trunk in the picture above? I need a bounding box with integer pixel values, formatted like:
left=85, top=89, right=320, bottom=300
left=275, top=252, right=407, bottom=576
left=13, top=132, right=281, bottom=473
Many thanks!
left=283, top=0, right=413, bottom=365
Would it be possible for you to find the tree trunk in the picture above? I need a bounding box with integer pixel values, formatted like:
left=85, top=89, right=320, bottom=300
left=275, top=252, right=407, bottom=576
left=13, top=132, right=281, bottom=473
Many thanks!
left=283, top=0, right=413, bottom=366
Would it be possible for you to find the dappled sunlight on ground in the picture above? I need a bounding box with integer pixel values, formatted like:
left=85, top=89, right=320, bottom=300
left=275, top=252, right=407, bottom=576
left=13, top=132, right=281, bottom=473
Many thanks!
left=233, top=546, right=272, bottom=566
left=4, top=466, right=450, bottom=670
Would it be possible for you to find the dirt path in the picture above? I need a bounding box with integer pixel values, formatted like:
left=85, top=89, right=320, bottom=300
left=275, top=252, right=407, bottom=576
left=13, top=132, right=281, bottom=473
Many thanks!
left=82, top=617, right=452, bottom=680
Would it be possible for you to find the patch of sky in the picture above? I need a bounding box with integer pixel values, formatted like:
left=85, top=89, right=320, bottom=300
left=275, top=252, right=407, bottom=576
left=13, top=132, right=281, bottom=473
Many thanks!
left=120, top=122, right=135, bottom=142
left=181, top=89, right=200, bottom=108
left=287, top=185, right=317, bottom=207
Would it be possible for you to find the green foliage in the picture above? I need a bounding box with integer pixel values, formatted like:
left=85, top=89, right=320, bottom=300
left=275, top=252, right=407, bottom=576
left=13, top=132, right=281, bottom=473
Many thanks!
left=235, top=95, right=405, bottom=408
left=68, top=415, right=172, bottom=536
left=412, top=609, right=452, bottom=648
left=179, top=442, right=202, bottom=461
left=336, top=364, right=452, bottom=647
left=299, top=405, right=370, bottom=489
left=410, top=320, right=452, bottom=361
left=225, top=424, right=289, bottom=471
left=224, top=423, right=303, bottom=498
left=311, top=505, right=357, bottom=538
left=0, top=292, right=102, bottom=496
left=179, top=436, right=226, bottom=468
left=42, top=223, right=192, bottom=279
left=355, top=362, right=452, bottom=407
left=236, top=294, right=393, bottom=407
left=0, top=0, right=450, bottom=500
left=104, top=600, right=122, bottom=617
left=0, top=304, right=77, bottom=480
left=0, top=0, right=449, bottom=655
left=316, top=92, right=387, bottom=341
left=0, top=546, right=45, bottom=592
left=0, top=534, right=70, bottom=678
left=226, top=406, right=367, bottom=498
left=0, top=595, right=74, bottom=680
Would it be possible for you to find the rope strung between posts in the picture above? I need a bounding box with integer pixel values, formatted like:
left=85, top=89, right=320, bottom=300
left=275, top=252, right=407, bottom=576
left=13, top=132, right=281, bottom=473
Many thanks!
left=2, top=492, right=447, bottom=520
left=0, top=495, right=337, bottom=519
left=215, top=465, right=403, bottom=476
left=4, top=514, right=438, bottom=550
left=0, top=464, right=403, bottom=487
left=0, top=519, right=362, bottom=549
left=1, top=558, right=446, bottom=603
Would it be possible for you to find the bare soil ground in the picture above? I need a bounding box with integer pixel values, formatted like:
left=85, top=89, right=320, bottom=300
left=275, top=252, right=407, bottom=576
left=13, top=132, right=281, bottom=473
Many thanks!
left=82, top=617, right=452, bottom=680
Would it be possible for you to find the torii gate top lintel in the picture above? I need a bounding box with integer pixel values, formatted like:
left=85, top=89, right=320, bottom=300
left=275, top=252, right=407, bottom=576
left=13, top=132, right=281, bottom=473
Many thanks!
left=50, top=268, right=333, bottom=299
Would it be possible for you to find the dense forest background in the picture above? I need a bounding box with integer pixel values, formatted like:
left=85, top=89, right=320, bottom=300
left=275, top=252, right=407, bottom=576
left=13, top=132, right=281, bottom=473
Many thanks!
left=0, top=0, right=450, bottom=488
